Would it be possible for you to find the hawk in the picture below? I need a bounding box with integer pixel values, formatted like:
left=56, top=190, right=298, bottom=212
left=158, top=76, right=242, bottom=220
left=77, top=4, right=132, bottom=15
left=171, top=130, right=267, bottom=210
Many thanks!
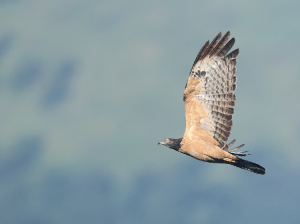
left=158, top=31, right=265, bottom=175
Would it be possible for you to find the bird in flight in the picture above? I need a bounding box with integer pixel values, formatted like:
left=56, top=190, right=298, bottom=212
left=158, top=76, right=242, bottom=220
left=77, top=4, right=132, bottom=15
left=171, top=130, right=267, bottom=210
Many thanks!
left=158, top=31, right=265, bottom=175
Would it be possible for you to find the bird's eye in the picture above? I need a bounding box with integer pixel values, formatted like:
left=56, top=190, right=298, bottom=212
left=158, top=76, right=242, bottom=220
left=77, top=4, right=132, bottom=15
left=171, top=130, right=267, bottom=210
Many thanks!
left=166, top=139, right=169, bottom=143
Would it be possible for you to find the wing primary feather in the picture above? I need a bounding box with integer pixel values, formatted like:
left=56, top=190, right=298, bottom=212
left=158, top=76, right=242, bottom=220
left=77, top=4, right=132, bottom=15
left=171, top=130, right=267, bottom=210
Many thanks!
left=230, top=58, right=237, bottom=67
left=225, top=49, right=240, bottom=59
left=227, top=139, right=236, bottom=147
left=210, top=31, right=230, bottom=57
left=217, top=38, right=235, bottom=57
left=192, top=40, right=209, bottom=68
left=200, top=32, right=222, bottom=60
left=230, top=144, right=245, bottom=152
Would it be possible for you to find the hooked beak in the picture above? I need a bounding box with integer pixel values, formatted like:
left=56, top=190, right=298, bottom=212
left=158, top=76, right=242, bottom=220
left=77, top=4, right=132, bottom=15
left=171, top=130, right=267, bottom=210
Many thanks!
left=158, top=140, right=165, bottom=145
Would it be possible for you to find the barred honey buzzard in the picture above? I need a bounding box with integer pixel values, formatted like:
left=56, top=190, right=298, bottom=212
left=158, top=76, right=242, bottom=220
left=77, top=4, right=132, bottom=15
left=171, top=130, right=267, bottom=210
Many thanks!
left=158, top=31, right=265, bottom=175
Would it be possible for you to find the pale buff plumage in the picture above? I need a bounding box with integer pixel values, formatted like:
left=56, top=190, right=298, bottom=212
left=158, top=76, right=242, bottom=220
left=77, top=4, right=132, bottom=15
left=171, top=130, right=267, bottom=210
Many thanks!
left=159, top=31, right=265, bottom=175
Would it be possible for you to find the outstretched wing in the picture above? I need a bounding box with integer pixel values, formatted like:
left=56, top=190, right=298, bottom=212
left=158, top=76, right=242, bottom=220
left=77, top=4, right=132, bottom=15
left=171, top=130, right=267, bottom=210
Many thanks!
left=183, top=31, right=239, bottom=149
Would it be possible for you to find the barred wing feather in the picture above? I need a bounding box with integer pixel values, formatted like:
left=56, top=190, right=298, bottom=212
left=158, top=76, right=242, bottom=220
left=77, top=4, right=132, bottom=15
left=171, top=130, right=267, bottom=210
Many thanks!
left=184, top=32, right=239, bottom=150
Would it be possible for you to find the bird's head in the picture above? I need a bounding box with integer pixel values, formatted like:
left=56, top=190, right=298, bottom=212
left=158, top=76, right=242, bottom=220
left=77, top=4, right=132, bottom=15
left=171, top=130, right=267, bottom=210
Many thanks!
left=158, top=138, right=182, bottom=150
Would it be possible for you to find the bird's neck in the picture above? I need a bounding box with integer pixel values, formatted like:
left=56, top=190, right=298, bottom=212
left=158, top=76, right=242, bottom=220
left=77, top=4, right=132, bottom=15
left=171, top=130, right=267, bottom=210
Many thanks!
left=169, top=138, right=182, bottom=151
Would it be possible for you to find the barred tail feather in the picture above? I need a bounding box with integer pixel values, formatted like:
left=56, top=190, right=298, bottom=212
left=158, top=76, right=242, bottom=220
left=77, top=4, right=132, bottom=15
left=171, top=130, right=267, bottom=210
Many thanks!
left=232, top=158, right=265, bottom=175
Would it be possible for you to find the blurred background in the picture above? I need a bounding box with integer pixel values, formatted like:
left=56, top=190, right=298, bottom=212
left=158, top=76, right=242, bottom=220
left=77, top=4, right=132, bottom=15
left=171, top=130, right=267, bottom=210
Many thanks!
left=1, top=0, right=300, bottom=223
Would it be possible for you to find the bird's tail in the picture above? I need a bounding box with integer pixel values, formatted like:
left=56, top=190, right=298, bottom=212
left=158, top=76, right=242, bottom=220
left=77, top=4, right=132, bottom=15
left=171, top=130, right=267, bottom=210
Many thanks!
left=231, top=158, right=265, bottom=175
